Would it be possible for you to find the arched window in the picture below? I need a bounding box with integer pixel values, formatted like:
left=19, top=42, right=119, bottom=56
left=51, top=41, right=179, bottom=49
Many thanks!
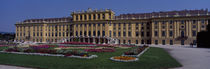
left=98, top=31, right=100, bottom=36
left=102, top=31, right=105, bottom=36
left=181, top=31, right=184, bottom=37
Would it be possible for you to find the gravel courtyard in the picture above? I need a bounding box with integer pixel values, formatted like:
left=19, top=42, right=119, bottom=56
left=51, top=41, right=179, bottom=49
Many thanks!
left=152, top=45, right=210, bottom=69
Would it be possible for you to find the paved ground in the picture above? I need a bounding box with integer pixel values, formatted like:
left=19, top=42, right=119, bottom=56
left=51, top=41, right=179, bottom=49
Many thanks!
left=0, top=65, right=33, bottom=69
left=152, top=45, right=210, bottom=69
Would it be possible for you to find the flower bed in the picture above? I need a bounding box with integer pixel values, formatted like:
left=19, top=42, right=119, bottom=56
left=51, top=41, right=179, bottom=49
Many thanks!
left=84, top=48, right=115, bottom=52
left=123, top=46, right=149, bottom=57
left=0, top=51, right=97, bottom=59
left=60, top=42, right=95, bottom=45
left=30, top=45, right=56, bottom=49
left=110, top=56, right=138, bottom=62
left=55, top=46, right=95, bottom=50
left=2, top=47, right=97, bottom=59
left=0, top=45, right=9, bottom=47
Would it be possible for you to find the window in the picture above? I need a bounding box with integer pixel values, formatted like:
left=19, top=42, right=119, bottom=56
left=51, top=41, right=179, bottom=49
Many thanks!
left=84, top=24, right=87, bottom=27
left=162, top=21, right=165, bottom=25
left=147, top=32, right=150, bottom=37
left=155, top=31, right=158, bottom=37
left=162, top=26, right=165, bottom=29
left=80, top=15, right=82, bottom=20
left=201, top=25, right=205, bottom=28
left=170, top=26, right=173, bottom=29
left=136, top=32, right=139, bottom=37
left=193, top=20, right=196, bottom=24
left=113, top=32, right=116, bottom=36
left=123, top=40, right=126, bottom=44
left=155, top=40, right=158, bottom=45
left=109, top=31, right=112, bottom=37
left=48, top=32, right=50, bottom=36
left=89, top=14, right=91, bottom=20
left=170, top=40, right=173, bottom=45
left=181, top=40, right=185, bottom=45
left=162, top=40, right=165, bottom=45
left=98, top=14, right=100, bottom=19
left=193, top=25, right=196, bottom=28
left=102, top=14, right=105, bottom=19
left=181, top=26, right=184, bottom=28
left=192, top=31, right=196, bottom=36
left=141, top=40, right=144, bottom=44
left=154, top=21, right=158, bottom=25
left=162, top=31, right=165, bottom=36
left=102, top=23, right=105, bottom=26
left=84, top=31, right=87, bottom=36
left=84, top=15, right=87, bottom=20
left=89, top=31, right=91, bottom=36
left=118, top=32, right=121, bottom=37
left=169, top=21, right=173, bottom=24
left=181, top=20, right=185, bottom=24
left=59, top=32, right=61, bottom=36
left=55, top=32, right=57, bottom=37
left=169, top=31, right=173, bottom=37
left=155, top=26, right=158, bottom=29
left=201, top=20, right=205, bottom=24
left=98, top=31, right=100, bottom=36
left=181, top=31, right=185, bottom=37
left=93, top=14, right=96, bottom=19
left=136, top=40, right=138, bottom=44
left=76, top=15, right=78, bottom=20
left=193, top=40, right=196, bottom=44
left=123, top=32, right=126, bottom=37
left=102, top=31, right=105, bottom=36
left=80, top=31, right=82, bottom=36
left=93, top=31, right=96, bottom=36
left=128, top=32, right=131, bottom=37
left=141, top=27, right=144, bottom=30
left=141, top=32, right=144, bottom=37
left=128, top=40, right=131, bottom=44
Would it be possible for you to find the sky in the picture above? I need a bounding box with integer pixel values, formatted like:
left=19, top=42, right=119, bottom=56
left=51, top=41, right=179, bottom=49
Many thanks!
left=0, top=0, right=210, bottom=32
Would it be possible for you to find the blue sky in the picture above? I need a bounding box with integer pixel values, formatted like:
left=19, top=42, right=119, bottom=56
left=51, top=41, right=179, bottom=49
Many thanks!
left=0, top=0, right=210, bottom=32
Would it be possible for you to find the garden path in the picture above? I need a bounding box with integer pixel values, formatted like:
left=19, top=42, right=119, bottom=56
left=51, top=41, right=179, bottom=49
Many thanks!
left=152, top=45, right=210, bottom=69
left=0, top=65, right=33, bottom=69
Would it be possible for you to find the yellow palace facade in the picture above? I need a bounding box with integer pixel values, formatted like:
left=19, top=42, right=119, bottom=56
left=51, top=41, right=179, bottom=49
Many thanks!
left=15, top=9, right=210, bottom=45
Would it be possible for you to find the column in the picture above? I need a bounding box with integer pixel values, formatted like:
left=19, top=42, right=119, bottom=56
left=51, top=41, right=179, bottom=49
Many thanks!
left=98, top=38, right=100, bottom=44
left=186, top=21, right=189, bottom=36
left=176, top=21, right=180, bottom=36
left=93, top=37, right=95, bottom=43
left=189, top=20, right=192, bottom=37
left=197, top=20, right=201, bottom=32
left=174, top=21, right=177, bottom=38
left=151, top=22, right=155, bottom=37
left=166, top=21, right=169, bottom=38
left=158, top=21, right=162, bottom=38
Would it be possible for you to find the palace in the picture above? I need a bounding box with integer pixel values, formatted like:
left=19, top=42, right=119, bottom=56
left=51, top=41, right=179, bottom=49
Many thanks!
left=15, top=8, right=210, bottom=45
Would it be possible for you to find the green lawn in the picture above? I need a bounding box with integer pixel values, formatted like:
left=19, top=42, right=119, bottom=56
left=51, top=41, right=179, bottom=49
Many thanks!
left=0, top=47, right=182, bottom=69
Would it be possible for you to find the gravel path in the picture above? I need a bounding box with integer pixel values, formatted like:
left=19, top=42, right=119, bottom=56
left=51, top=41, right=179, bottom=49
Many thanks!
left=0, top=65, right=33, bottom=69
left=152, top=45, right=210, bottom=69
